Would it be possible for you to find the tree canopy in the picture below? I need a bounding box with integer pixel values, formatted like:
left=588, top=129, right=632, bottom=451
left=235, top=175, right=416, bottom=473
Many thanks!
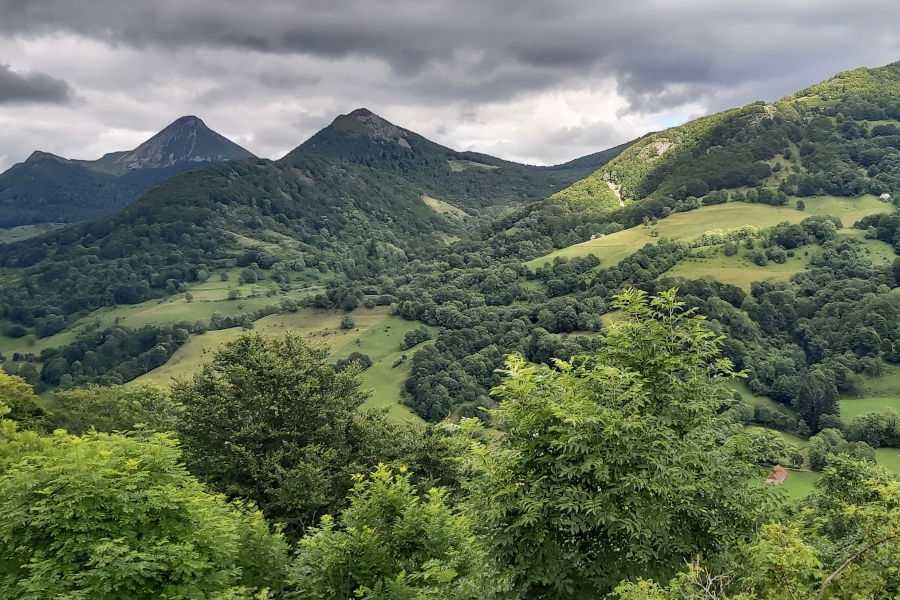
left=469, top=289, right=785, bottom=598
left=0, top=424, right=288, bottom=599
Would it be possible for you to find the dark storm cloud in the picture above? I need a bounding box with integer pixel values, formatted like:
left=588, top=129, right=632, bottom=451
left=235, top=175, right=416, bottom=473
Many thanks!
left=2, top=0, right=899, bottom=112
left=0, top=63, right=72, bottom=104
left=2, top=0, right=900, bottom=172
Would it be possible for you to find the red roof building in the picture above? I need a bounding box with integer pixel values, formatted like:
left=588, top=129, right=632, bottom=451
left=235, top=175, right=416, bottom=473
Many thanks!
left=765, top=465, right=788, bottom=485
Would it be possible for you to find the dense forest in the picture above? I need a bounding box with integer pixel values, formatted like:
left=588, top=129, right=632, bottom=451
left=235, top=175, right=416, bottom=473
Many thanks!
left=3, top=290, right=900, bottom=598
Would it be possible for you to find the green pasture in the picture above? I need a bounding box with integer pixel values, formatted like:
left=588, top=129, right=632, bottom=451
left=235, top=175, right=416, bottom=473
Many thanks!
left=779, top=470, right=821, bottom=500
left=0, top=223, right=64, bottom=244
left=667, top=247, right=812, bottom=290
left=876, top=448, right=900, bottom=473
left=526, top=194, right=888, bottom=269
left=840, top=367, right=900, bottom=421
left=137, top=306, right=435, bottom=421
left=422, top=195, right=468, bottom=217
left=0, top=269, right=323, bottom=358
left=447, top=159, right=498, bottom=172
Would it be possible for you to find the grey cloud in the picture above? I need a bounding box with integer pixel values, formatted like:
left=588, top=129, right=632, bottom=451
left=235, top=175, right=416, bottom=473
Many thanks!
left=257, top=71, right=320, bottom=90
left=2, top=0, right=899, bottom=111
left=1, top=0, right=900, bottom=170
left=0, top=63, right=72, bottom=104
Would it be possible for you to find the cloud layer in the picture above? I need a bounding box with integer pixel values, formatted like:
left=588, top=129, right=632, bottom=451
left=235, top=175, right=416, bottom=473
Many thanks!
left=0, top=0, right=899, bottom=171
left=0, top=63, right=72, bottom=104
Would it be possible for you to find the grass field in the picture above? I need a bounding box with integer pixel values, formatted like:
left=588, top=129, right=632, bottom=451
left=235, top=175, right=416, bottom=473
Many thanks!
left=137, top=306, right=434, bottom=421
left=771, top=450, right=900, bottom=502
left=667, top=247, right=812, bottom=290
left=422, top=195, right=468, bottom=217
left=331, top=316, right=438, bottom=421
left=447, top=159, right=498, bottom=172
left=779, top=470, right=821, bottom=500
left=840, top=367, right=900, bottom=421
left=749, top=425, right=808, bottom=449
left=0, top=269, right=323, bottom=358
left=526, top=194, right=889, bottom=269
left=664, top=229, right=893, bottom=290
left=729, top=380, right=798, bottom=416
left=0, top=223, right=64, bottom=244
left=876, top=448, right=900, bottom=473
left=840, top=396, right=900, bottom=421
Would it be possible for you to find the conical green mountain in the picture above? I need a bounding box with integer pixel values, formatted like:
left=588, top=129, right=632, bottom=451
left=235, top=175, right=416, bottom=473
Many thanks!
left=291, top=107, right=631, bottom=213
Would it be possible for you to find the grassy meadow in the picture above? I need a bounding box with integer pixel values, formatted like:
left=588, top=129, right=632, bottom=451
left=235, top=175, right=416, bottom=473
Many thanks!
left=664, top=228, right=893, bottom=290
left=840, top=366, right=900, bottom=421
left=136, top=305, right=435, bottom=421
left=0, top=268, right=323, bottom=358
left=422, top=194, right=469, bottom=217
left=667, top=247, right=811, bottom=290
left=778, top=469, right=821, bottom=500
left=526, top=194, right=889, bottom=269
left=0, top=223, right=65, bottom=244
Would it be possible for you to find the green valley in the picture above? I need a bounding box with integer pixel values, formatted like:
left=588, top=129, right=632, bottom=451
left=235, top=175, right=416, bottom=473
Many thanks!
left=5, top=29, right=900, bottom=599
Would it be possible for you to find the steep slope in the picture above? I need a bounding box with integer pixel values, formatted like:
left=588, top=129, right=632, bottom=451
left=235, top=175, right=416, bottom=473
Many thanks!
left=87, top=116, right=255, bottom=174
left=0, top=117, right=255, bottom=227
left=482, top=61, right=900, bottom=259
left=292, top=108, right=631, bottom=213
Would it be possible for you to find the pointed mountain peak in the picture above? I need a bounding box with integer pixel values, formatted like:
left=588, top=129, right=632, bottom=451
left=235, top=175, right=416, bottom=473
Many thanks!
left=172, top=114, right=205, bottom=125
left=348, top=107, right=377, bottom=118
left=319, top=108, right=410, bottom=147
left=162, top=115, right=209, bottom=132
left=102, top=116, right=255, bottom=171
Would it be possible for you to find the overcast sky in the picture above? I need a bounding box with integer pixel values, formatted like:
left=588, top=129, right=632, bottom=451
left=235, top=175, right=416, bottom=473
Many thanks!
left=1, top=0, right=899, bottom=172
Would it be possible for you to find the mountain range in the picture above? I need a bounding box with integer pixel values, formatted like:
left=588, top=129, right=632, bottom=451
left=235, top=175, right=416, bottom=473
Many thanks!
left=0, top=116, right=255, bottom=227
left=0, top=61, right=899, bottom=431
left=0, top=108, right=633, bottom=230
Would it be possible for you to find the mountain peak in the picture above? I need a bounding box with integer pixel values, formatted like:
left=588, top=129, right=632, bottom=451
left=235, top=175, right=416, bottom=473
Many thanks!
left=319, top=108, right=409, bottom=147
left=103, top=116, right=255, bottom=171
left=172, top=115, right=205, bottom=125
left=348, top=108, right=376, bottom=118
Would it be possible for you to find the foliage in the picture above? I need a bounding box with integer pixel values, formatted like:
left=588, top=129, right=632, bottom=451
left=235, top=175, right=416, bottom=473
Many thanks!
left=289, top=464, right=494, bottom=600
left=0, top=428, right=288, bottom=599
left=401, top=326, right=432, bottom=349
left=334, top=351, right=372, bottom=372
left=613, top=456, right=900, bottom=600
left=47, top=382, right=179, bottom=434
left=0, top=155, right=210, bottom=228
left=469, top=289, right=784, bottom=598
left=473, top=62, right=900, bottom=264
left=807, top=427, right=875, bottom=471
left=0, top=368, right=46, bottom=428
left=173, top=332, right=376, bottom=536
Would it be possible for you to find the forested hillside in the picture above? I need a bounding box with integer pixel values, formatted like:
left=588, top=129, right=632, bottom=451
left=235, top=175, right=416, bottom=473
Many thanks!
left=476, top=61, right=900, bottom=260
left=292, top=108, right=632, bottom=213
left=0, top=109, right=630, bottom=390
left=1, top=63, right=900, bottom=446
left=4, top=290, right=900, bottom=599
